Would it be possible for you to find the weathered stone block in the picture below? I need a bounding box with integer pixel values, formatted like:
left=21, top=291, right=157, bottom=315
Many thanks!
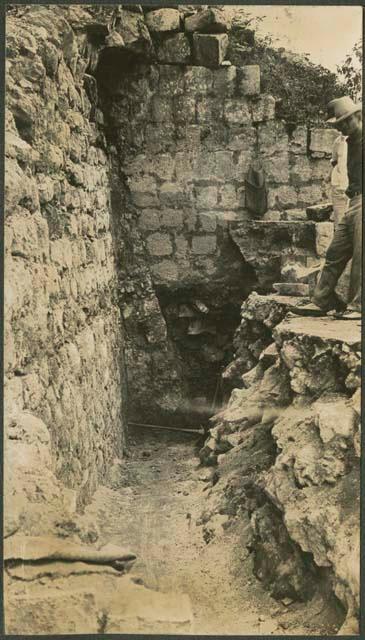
left=268, top=186, right=298, bottom=210
left=147, top=233, right=173, bottom=256
left=199, top=213, right=217, bottom=232
left=311, top=159, right=331, bottom=182
left=315, top=222, right=334, bottom=257
left=262, top=153, right=289, bottom=184
left=297, top=184, right=323, bottom=207
left=196, top=97, right=223, bottom=124
left=290, top=126, right=308, bottom=155
left=185, top=8, right=230, bottom=33
left=129, top=176, right=158, bottom=208
left=306, top=203, right=333, bottom=222
left=257, top=121, right=288, bottom=157
left=193, top=33, right=228, bottom=69
left=212, top=65, right=236, bottom=96
left=138, top=209, right=160, bottom=231
left=215, top=150, right=235, bottom=180
left=150, top=95, right=173, bottom=123
left=159, top=64, right=185, bottom=95
left=251, top=95, right=276, bottom=123
left=160, top=182, right=188, bottom=207
left=192, top=235, right=217, bottom=255
left=219, top=184, right=238, bottom=209
left=273, top=282, right=309, bottom=297
left=114, top=9, right=154, bottom=55
left=151, top=260, right=178, bottom=283
left=290, top=155, right=313, bottom=185
left=149, top=153, right=175, bottom=181
left=224, top=99, right=251, bottom=125
left=160, top=209, right=184, bottom=228
left=192, top=152, right=216, bottom=181
left=282, top=209, right=307, bottom=221
left=195, top=185, right=218, bottom=209
left=145, top=122, right=175, bottom=154
left=309, top=128, right=338, bottom=155
left=226, top=125, right=256, bottom=151
left=184, top=65, right=213, bottom=94
left=156, top=32, right=191, bottom=64
left=237, top=65, right=260, bottom=96
left=145, top=8, right=181, bottom=32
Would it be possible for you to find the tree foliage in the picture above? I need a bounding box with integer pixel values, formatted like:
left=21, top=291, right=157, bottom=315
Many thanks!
left=337, top=39, right=362, bottom=102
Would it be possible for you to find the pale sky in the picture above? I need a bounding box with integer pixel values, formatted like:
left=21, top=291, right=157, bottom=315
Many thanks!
left=228, top=5, right=362, bottom=73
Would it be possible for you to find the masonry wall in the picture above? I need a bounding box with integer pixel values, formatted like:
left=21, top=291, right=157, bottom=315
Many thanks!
left=5, top=7, right=127, bottom=505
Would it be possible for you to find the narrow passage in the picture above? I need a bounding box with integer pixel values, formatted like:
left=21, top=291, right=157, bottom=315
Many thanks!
left=84, top=427, right=341, bottom=636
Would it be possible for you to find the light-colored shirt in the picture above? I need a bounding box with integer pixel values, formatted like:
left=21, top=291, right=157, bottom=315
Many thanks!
left=331, top=134, right=348, bottom=191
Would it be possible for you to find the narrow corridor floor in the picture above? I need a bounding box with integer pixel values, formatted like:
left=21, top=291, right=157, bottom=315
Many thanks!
left=84, top=428, right=342, bottom=636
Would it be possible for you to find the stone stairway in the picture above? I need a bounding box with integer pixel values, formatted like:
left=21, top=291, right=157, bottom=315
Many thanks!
left=230, top=201, right=344, bottom=300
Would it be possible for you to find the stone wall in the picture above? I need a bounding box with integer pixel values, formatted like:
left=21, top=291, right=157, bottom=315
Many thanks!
left=5, top=6, right=127, bottom=506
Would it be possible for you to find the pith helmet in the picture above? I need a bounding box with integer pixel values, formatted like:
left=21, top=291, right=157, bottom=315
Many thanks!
left=326, top=96, right=361, bottom=124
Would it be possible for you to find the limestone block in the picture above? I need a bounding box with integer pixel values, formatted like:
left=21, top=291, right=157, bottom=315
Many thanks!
left=268, top=185, right=298, bottom=210
left=191, top=235, right=217, bottom=255
left=147, top=233, right=173, bottom=256
left=219, top=184, right=238, bottom=209
left=262, top=153, right=289, bottom=184
left=160, top=182, right=189, bottom=207
left=159, top=64, right=185, bottom=96
left=282, top=209, right=307, bottom=221
left=196, top=97, right=223, bottom=123
left=175, top=151, right=195, bottom=182
left=160, top=210, right=184, bottom=228
left=273, top=282, right=309, bottom=297
left=313, top=398, right=357, bottom=443
left=5, top=159, right=39, bottom=213
left=311, top=159, right=332, bottom=182
left=297, top=184, right=323, bottom=207
left=290, top=155, right=313, bottom=185
left=212, top=65, right=236, bottom=97
left=224, top=99, right=251, bottom=125
left=149, top=153, right=175, bottom=181
left=193, top=33, right=228, bottom=69
left=145, top=8, right=180, bottom=32
left=185, top=7, right=230, bottom=33
left=226, top=125, right=256, bottom=151
left=144, top=122, right=175, bottom=155
left=199, top=213, right=217, bottom=232
left=184, top=65, right=213, bottom=94
left=151, top=260, right=179, bottom=283
left=315, top=222, right=334, bottom=257
left=195, top=185, right=218, bottom=209
left=156, top=32, right=191, bottom=64
left=37, top=174, right=55, bottom=204
left=214, top=150, right=235, bottom=180
left=5, top=131, right=34, bottom=164
left=150, top=95, right=173, bottom=123
left=309, top=128, right=338, bottom=155
left=257, top=121, right=288, bottom=157
left=114, top=9, right=154, bottom=55
left=290, top=126, right=308, bottom=154
left=129, top=176, right=158, bottom=208
left=173, top=94, right=196, bottom=124
left=237, top=65, right=260, bottom=96
left=192, top=152, right=217, bottom=181
left=251, top=95, right=276, bottom=123
left=137, top=209, right=160, bottom=232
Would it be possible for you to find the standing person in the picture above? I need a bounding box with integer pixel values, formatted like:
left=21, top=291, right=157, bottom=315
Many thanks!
left=330, top=132, right=349, bottom=227
left=292, top=96, right=362, bottom=320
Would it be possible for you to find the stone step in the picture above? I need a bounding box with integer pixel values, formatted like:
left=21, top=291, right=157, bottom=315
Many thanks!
left=273, top=282, right=309, bottom=297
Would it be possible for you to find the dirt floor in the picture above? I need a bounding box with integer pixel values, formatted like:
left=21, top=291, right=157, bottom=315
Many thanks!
left=84, top=427, right=343, bottom=636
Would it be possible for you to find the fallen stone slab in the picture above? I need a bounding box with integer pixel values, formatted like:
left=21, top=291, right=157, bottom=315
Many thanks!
left=185, top=7, right=230, bottom=33
left=274, top=316, right=361, bottom=349
left=156, top=32, right=191, bottom=64
left=4, top=535, right=136, bottom=569
left=145, top=8, right=181, bottom=33
left=7, top=560, right=123, bottom=581
left=193, top=33, right=228, bottom=68
left=306, top=202, right=333, bottom=222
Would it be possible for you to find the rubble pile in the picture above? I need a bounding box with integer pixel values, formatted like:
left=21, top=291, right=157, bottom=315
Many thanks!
left=199, top=292, right=360, bottom=632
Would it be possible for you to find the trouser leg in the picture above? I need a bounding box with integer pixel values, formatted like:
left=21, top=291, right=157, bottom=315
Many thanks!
left=331, top=187, right=349, bottom=228
left=312, top=216, right=353, bottom=311
left=346, top=198, right=362, bottom=311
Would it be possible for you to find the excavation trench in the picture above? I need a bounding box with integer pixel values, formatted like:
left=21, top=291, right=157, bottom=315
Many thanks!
left=84, top=425, right=344, bottom=635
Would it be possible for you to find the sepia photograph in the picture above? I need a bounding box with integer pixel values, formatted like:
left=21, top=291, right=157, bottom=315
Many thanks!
left=3, top=3, right=362, bottom=635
